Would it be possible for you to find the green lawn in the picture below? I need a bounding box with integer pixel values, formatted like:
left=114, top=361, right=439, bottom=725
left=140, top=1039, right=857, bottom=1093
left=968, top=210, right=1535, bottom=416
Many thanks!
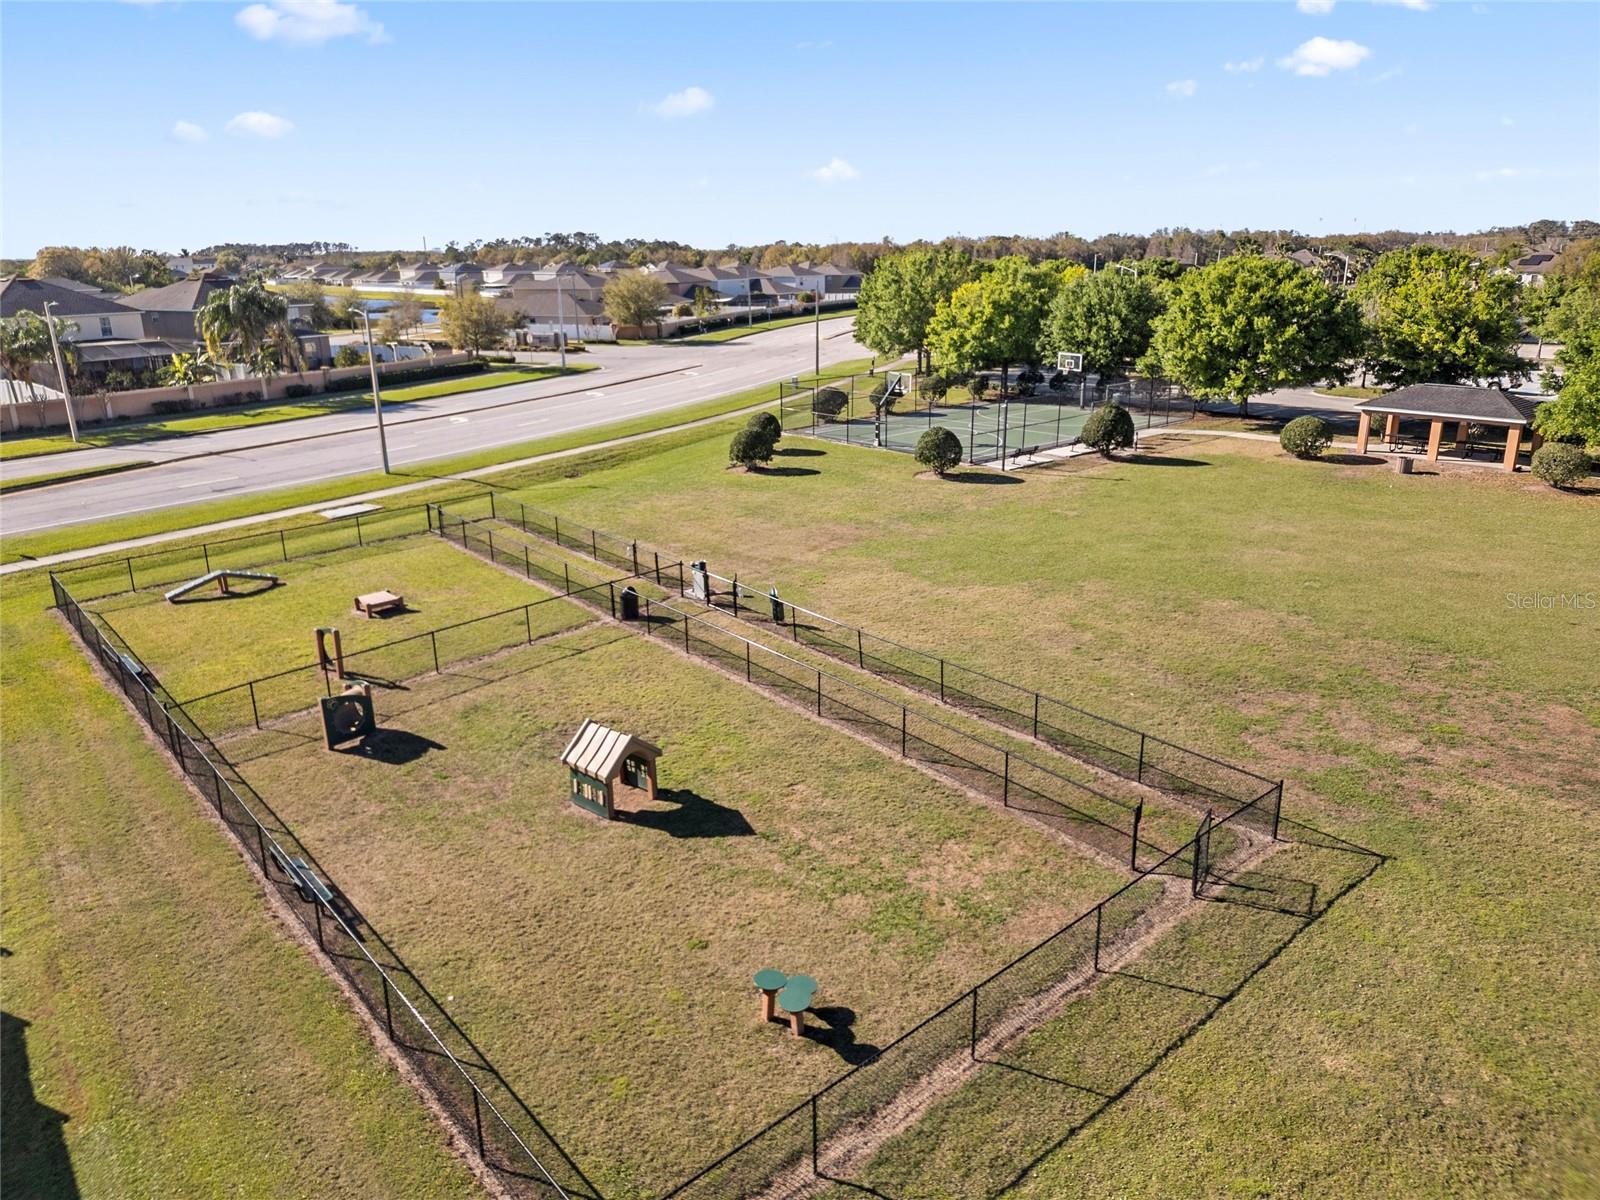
left=0, top=364, right=592, bottom=462
left=0, top=570, right=484, bottom=1200
left=475, top=427, right=1599, bottom=1197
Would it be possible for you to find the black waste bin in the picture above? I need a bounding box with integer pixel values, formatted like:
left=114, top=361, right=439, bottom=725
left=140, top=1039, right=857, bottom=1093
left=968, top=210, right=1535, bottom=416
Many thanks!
left=619, top=585, right=641, bottom=621
left=769, top=587, right=785, bottom=624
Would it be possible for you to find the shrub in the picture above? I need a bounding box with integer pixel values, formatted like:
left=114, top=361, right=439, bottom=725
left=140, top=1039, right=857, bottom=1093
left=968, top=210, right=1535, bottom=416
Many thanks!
left=333, top=345, right=367, bottom=368
left=915, top=427, right=964, bottom=476
left=1280, top=415, right=1334, bottom=459
left=1081, top=402, right=1136, bottom=456
left=969, top=375, right=990, bottom=403
left=150, top=398, right=194, bottom=415
left=1530, top=442, right=1593, bottom=488
left=921, top=374, right=951, bottom=404
left=729, top=426, right=775, bottom=469
left=1017, top=365, right=1045, bottom=387
left=746, top=411, right=782, bottom=444
left=812, top=387, right=848, bottom=421
left=283, top=384, right=314, bottom=399
left=1049, top=371, right=1069, bottom=392
left=1017, top=382, right=1037, bottom=398
left=868, top=379, right=896, bottom=412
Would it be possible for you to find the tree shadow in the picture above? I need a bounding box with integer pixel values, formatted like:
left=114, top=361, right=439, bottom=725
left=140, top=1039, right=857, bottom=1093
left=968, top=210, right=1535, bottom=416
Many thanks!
left=336, top=728, right=446, bottom=765
left=1320, top=453, right=1388, bottom=467
left=938, top=470, right=1023, bottom=485
left=751, top=465, right=822, bottom=477
left=804, top=1005, right=881, bottom=1066
left=774, top=446, right=825, bottom=457
left=624, top=788, right=754, bottom=838
left=1116, top=454, right=1210, bottom=468
left=1, top=1011, right=79, bottom=1199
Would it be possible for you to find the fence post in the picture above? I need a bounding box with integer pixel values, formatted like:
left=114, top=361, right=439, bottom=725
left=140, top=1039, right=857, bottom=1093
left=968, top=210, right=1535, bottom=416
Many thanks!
left=1130, top=802, right=1142, bottom=870
left=644, top=598, right=653, bottom=634
left=127, top=558, right=137, bottom=592
left=525, top=605, right=533, bottom=644
left=1093, top=905, right=1103, bottom=971
left=382, top=976, right=394, bottom=1038
left=1137, top=733, right=1146, bottom=784
left=553, top=514, right=560, bottom=546
left=683, top=614, right=690, bottom=651
left=791, top=607, right=799, bottom=641
left=1002, top=751, right=1010, bottom=806
left=249, top=680, right=260, bottom=730
left=1272, top=781, right=1284, bottom=841
left=1032, top=693, right=1040, bottom=739
left=745, top=640, right=751, bottom=682
left=592, top=529, right=599, bottom=560
left=472, top=1088, right=485, bottom=1156
left=732, top=575, right=739, bottom=617
left=815, top=670, right=822, bottom=716
left=255, top=824, right=268, bottom=869
left=940, top=659, right=945, bottom=703
left=202, top=543, right=211, bottom=574
left=431, top=631, right=440, bottom=674
left=280, top=529, right=289, bottom=561
left=857, top=629, right=864, bottom=669
left=608, top=582, right=616, bottom=620
left=969, top=988, right=978, bottom=1059
left=313, top=899, right=325, bottom=949
left=563, top=563, right=571, bottom=595
left=632, top=542, right=640, bottom=576
left=901, top=706, right=907, bottom=756
left=486, top=529, right=495, bottom=562
left=678, top=563, right=685, bottom=598
left=355, top=512, right=363, bottom=546
left=654, top=551, right=661, bottom=584
left=489, top=492, right=497, bottom=520
left=810, top=1095, right=820, bottom=1175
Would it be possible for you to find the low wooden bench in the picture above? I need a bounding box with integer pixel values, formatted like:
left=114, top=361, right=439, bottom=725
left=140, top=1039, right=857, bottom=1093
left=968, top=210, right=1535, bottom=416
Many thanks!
left=354, top=590, right=405, bottom=618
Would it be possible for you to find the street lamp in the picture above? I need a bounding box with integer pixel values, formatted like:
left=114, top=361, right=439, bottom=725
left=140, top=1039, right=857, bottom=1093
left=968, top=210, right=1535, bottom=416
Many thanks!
left=41, top=300, right=81, bottom=443
left=1117, top=263, right=1139, bottom=278
left=355, top=306, right=391, bottom=473
left=813, top=289, right=821, bottom=381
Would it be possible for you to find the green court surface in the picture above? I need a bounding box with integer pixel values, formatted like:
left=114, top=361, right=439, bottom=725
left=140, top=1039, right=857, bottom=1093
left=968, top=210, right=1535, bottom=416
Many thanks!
left=789, top=397, right=1185, bottom=463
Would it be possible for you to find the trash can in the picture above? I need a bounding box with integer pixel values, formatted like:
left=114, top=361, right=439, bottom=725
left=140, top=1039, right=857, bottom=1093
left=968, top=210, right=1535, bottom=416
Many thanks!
left=619, top=585, right=641, bottom=621
left=1392, top=456, right=1413, bottom=475
left=769, top=586, right=785, bottom=624
left=690, top=561, right=710, bottom=602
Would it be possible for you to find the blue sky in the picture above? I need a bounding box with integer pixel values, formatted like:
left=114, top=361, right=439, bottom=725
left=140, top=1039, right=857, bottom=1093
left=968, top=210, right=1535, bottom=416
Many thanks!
left=2, top=1, right=1596, bottom=256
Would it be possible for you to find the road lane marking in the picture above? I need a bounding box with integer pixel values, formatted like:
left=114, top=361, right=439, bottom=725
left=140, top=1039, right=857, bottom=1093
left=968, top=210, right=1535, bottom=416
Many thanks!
left=175, top=476, right=240, bottom=489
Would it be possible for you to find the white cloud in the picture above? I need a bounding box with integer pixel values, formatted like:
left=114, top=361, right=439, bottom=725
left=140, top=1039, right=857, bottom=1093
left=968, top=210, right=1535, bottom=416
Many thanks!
left=1165, top=79, right=1197, bottom=98
left=647, top=85, right=715, bottom=119
left=171, top=119, right=208, bottom=142
left=225, top=110, right=295, bottom=138
left=1475, top=166, right=1530, bottom=181
left=1296, top=0, right=1335, bottom=13
left=1278, top=36, right=1372, bottom=76
left=1224, top=57, right=1265, bottom=72
left=235, top=0, right=387, bottom=46
left=810, top=157, right=859, bottom=184
left=1375, top=0, right=1432, bottom=9
left=1500, top=115, right=1514, bottom=127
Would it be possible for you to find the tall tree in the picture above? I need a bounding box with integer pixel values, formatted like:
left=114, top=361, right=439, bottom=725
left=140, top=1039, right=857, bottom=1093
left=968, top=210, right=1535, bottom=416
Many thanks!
left=1354, top=246, right=1523, bottom=386
left=925, top=256, right=1058, bottom=390
left=197, top=278, right=304, bottom=401
left=855, top=247, right=977, bottom=372
left=1532, top=239, right=1600, bottom=449
left=439, top=291, right=511, bottom=355
left=0, top=311, right=78, bottom=407
left=1152, top=256, right=1361, bottom=417
left=1044, top=270, right=1165, bottom=376
left=602, top=271, right=671, bottom=330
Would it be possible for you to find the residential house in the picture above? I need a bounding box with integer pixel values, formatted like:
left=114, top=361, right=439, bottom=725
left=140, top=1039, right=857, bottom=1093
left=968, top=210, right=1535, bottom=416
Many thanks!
left=438, top=262, right=485, bottom=291
left=1, top=276, right=183, bottom=386
left=501, top=289, right=614, bottom=344
left=1510, top=253, right=1557, bottom=286
left=117, top=273, right=332, bottom=366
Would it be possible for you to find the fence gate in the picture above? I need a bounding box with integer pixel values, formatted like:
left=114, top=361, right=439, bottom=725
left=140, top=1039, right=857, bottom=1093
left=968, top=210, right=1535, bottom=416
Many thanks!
left=1191, top=809, right=1213, bottom=898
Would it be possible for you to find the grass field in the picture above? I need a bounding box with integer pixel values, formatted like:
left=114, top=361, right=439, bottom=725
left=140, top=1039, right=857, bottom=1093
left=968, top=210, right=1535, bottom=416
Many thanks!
left=90, top=542, right=1126, bottom=1198
left=0, top=365, right=591, bottom=462
left=13, top=405, right=1599, bottom=1197
left=0, top=569, right=483, bottom=1200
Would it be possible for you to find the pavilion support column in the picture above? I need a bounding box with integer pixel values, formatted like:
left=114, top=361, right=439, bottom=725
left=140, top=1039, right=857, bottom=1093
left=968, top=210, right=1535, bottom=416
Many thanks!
left=1426, top=419, right=1444, bottom=463
left=1356, top=411, right=1372, bottom=454
left=1503, top=426, right=1523, bottom=472
left=1383, top=413, right=1399, bottom=444
left=1455, top=421, right=1471, bottom=451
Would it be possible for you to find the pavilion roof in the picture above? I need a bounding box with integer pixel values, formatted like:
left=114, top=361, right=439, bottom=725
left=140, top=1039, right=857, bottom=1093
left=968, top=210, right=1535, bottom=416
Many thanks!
left=1354, top=383, right=1542, bottom=427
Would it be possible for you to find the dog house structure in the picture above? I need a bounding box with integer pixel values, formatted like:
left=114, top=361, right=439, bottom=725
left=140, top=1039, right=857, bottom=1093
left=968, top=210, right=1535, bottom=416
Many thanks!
left=560, top=720, right=663, bottom=820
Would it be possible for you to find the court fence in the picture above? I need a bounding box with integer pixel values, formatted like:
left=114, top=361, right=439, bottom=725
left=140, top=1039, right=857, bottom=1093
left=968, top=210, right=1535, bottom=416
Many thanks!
left=779, top=371, right=1193, bottom=464
left=437, top=492, right=1283, bottom=838
left=50, top=572, right=600, bottom=1200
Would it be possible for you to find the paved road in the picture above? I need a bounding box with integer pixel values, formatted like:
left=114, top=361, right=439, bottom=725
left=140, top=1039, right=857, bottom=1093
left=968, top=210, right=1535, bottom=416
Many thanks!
left=1, top=319, right=865, bottom=537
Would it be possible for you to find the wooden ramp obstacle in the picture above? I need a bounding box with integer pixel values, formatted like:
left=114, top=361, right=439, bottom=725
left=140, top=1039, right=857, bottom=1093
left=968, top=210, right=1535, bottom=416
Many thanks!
left=164, top=569, right=281, bottom=603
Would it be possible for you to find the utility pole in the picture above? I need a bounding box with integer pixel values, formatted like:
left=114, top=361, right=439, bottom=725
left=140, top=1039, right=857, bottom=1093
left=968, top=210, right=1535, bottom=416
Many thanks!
left=555, top=271, right=568, bottom=369
left=814, top=288, right=821, bottom=381
left=42, top=300, right=80, bottom=443
left=357, top=307, right=390, bottom=472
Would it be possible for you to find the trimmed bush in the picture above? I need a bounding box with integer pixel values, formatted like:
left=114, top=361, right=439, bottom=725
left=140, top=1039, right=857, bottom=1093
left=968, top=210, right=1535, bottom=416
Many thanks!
left=915, top=427, right=964, bottom=476
left=283, top=384, right=315, bottom=399
left=1280, top=415, right=1334, bottom=459
left=921, top=374, right=951, bottom=403
left=812, top=387, right=848, bottom=421
left=746, top=411, right=782, bottom=444
left=729, top=426, right=775, bottom=469
left=1081, top=402, right=1136, bottom=456
left=969, top=375, right=990, bottom=403
left=1049, top=371, right=1069, bottom=392
left=150, top=398, right=194, bottom=415
left=1530, top=442, right=1593, bottom=488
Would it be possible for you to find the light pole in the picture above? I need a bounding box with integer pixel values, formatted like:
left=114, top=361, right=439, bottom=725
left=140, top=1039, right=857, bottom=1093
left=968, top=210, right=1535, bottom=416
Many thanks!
left=555, top=272, right=568, bottom=369
left=356, top=306, right=391, bottom=473
left=42, top=301, right=80, bottom=443
left=813, top=289, right=821, bottom=381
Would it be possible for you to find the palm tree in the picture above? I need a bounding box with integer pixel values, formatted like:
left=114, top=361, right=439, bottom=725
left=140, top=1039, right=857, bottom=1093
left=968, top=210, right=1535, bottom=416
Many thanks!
left=162, top=350, right=219, bottom=387
left=197, top=278, right=304, bottom=402
left=0, top=311, right=78, bottom=411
